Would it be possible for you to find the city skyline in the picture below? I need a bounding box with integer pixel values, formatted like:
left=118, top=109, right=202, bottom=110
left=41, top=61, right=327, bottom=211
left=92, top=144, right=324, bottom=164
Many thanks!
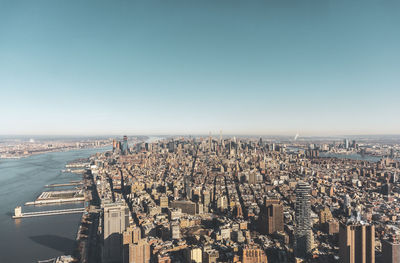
left=1, top=0, right=400, bottom=135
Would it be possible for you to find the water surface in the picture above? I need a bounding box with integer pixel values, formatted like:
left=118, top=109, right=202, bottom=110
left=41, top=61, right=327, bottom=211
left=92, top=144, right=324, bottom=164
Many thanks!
left=0, top=147, right=109, bottom=263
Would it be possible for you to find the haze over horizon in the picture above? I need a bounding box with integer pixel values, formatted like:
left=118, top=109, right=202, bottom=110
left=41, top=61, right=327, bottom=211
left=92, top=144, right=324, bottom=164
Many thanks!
left=1, top=0, right=399, bottom=136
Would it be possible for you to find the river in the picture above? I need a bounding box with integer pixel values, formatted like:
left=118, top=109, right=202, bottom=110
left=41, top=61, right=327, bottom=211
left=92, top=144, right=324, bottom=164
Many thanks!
left=0, top=147, right=109, bottom=263
left=319, top=152, right=398, bottom=163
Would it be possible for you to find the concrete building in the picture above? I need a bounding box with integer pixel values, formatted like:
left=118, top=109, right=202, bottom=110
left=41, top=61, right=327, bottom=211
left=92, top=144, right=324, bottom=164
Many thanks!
left=339, top=222, right=375, bottom=263
left=170, top=200, right=197, bottom=215
left=103, top=202, right=129, bottom=263
left=171, top=221, right=181, bottom=240
left=203, top=248, right=219, bottom=263
left=382, top=237, right=400, bottom=263
left=242, top=246, right=268, bottom=263
left=185, top=246, right=202, bottom=263
left=123, top=225, right=142, bottom=262
left=263, top=203, right=283, bottom=234
left=128, top=239, right=150, bottom=263
left=159, top=195, right=169, bottom=208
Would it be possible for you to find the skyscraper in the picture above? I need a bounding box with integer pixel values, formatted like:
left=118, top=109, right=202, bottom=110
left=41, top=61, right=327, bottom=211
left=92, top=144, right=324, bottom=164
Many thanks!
left=171, top=221, right=181, bottom=239
left=382, top=236, right=400, bottom=263
left=339, top=222, right=375, bottom=263
left=259, top=202, right=283, bottom=235
left=266, top=203, right=284, bottom=234
left=128, top=239, right=150, bottom=263
left=102, top=202, right=130, bottom=263
left=344, top=139, right=350, bottom=149
left=123, top=225, right=142, bottom=263
left=122, top=135, right=129, bottom=155
left=294, top=181, right=313, bottom=258
left=112, top=139, right=117, bottom=152
left=242, top=245, right=268, bottom=263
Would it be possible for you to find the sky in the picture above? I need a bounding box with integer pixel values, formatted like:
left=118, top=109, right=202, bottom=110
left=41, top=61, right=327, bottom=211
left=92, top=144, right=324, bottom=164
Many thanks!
left=0, top=0, right=399, bottom=136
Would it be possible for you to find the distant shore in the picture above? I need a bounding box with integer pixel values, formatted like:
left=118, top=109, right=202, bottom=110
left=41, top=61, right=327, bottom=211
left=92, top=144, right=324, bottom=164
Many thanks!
left=0, top=145, right=111, bottom=160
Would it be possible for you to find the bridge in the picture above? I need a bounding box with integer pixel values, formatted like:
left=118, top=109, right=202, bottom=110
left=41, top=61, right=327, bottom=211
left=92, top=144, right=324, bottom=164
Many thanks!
left=13, top=206, right=85, bottom=219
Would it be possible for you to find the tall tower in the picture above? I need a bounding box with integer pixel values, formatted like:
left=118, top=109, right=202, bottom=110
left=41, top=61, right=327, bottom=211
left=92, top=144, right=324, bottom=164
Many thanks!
left=266, top=203, right=284, bottom=234
left=294, top=181, right=313, bottom=258
left=339, top=222, right=375, bottom=263
left=112, top=139, right=117, bottom=152
left=208, top=131, right=212, bottom=152
left=122, top=135, right=128, bottom=155
left=102, top=202, right=129, bottom=263
left=382, top=235, right=400, bottom=263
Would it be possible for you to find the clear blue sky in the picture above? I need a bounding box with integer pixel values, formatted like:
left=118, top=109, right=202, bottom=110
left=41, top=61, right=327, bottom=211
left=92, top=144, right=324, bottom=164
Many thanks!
left=0, top=0, right=399, bottom=136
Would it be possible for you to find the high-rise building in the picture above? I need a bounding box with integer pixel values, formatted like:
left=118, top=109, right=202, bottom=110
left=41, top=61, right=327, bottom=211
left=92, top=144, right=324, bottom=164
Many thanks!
left=259, top=203, right=283, bottom=235
left=185, top=246, right=202, bottom=263
left=248, top=172, right=257, bottom=185
left=236, top=203, right=243, bottom=218
left=159, top=195, right=169, bottom=208
left=170, top=221, right=180, bottom=240
left=167, top=140, right=175, bottom=153
left=339, top=222, right=375, bottom=263
left=122, top=135, right=129, bottom=155
left=381, top=183, right=392, bottom=196
left=203, top=247, right=219, bottom=263
left=217, top=195, right=227, bottom=211
left=102, top=202, right=130, bottom=263
left=344, top=139, right=350, bottom=149
left=202, top=190, right=210, bottom=212
left=112, top=139, right=117, bottom=152
left=266, top=203, right=284, bottom=234
left=128, top=239, right=150, bottom=263
left=123, top=225, right=142, bottom=263
left=319, top=207, right=333, bottom=225
left=294, top=181, right=313, bottom=258
left=123, top=225, right=141, bottom=246
left=242, top=245, right=268, bottom=263
left=382, top=236, right=400, bottom=263
left=352, top=140, right=356, bottom=148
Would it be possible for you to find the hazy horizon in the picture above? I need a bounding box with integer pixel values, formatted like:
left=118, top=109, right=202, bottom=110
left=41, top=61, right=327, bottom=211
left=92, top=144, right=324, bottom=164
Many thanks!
left=1, top=132, right=400, bottom=138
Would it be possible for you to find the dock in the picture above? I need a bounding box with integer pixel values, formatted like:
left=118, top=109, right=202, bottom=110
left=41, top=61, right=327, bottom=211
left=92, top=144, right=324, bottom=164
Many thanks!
left=12, top=206, right=85, bottom=219
left=25, top=189, right=84, bottom=206
left=45, top=182, right=83, bottom=188
left=25, top=197, right=85, bottom=205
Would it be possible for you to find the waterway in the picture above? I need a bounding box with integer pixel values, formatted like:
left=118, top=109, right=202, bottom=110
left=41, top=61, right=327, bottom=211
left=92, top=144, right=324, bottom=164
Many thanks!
left=319, top=152, right=394, bottom=162
left=0, top=147, right=109, bottom=263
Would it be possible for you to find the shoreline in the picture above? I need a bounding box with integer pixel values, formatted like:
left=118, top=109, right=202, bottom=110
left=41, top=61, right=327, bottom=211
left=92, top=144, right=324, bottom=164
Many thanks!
left=0, top=145, right=111, bottom=160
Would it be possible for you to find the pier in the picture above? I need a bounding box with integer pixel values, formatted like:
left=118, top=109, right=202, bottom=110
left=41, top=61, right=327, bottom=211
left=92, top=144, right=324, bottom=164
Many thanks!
left=13, top=206, right=85, bottom=219
left=45, top=182, right=82, bottom=188
left=25, top=197, right=85, bottom=205
left=25, top=189, right=84, bottom=205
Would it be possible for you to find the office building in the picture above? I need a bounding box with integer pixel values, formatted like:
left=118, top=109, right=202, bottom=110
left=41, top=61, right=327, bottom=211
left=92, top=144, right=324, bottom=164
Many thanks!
left=128, top=239, right=150, bottom=263
left=170, top=200, right=196, bottom=215
left=259, top=203, right=283, bottom=235
left=171, top=221, right=181, bottom=240
left=103, top=202, right=130, bottom=263
left=123, top=225, right=142, bottom=263
left=382, top=236, right=400, bottom=263
left=122, top=135, right=129, bottom=155
left=185, top=246, right=202, bottom=263
left=159, top=195, right=169, bottom=208
left=202, top=248, right=219, bottom=263
left=242, top=246, right=268, bottom=263
left=339, top=222, right=375, bottom=263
